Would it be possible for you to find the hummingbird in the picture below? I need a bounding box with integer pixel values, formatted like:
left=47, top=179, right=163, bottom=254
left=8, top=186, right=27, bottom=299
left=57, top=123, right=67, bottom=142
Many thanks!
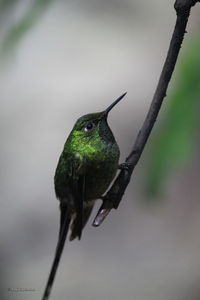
left=42, top=92, right=127, bottom=300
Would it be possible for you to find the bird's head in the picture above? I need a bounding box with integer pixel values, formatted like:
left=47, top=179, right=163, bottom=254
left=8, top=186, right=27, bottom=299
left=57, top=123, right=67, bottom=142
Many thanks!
left=72, top=92, right=127, bottom=140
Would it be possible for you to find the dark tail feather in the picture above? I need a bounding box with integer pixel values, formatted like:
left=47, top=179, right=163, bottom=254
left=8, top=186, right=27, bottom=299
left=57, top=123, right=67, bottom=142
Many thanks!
left=70, top=205, right=94, bottom=241
left=59, top=203, right=69, bottom=240
left=42, top=205, right=70, bottom=300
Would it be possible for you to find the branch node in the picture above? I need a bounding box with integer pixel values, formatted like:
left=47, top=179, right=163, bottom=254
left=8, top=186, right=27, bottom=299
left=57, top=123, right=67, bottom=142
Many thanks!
left=174, top=0, right=199, bottom=15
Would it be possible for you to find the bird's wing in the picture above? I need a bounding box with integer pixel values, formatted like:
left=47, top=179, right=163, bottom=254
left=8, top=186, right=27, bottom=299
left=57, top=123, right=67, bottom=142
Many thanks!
left=71, top=153, right=86, bottom=240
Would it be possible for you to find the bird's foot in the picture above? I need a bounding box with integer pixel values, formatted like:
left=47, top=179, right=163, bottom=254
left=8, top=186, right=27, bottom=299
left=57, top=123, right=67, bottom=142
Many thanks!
left=118, top=162, right=133, bottom=171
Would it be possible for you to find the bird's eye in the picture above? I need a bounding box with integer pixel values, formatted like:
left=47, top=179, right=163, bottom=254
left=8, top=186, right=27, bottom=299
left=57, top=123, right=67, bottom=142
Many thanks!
left=84, top=122, right=96, bottom=132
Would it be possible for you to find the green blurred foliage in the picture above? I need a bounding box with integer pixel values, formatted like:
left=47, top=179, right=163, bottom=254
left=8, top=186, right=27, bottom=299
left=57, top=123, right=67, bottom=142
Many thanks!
left=0, top=0, right=52, bottom=55
left=145, top=38, right=200, bottom=198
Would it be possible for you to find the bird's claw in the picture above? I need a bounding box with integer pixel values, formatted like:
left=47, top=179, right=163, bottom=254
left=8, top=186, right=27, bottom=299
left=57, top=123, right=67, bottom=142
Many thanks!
left=118, top=162, right=133, bottom=171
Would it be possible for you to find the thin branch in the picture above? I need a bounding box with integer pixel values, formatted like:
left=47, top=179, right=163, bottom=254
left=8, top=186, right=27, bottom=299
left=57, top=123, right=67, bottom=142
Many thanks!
left=93, top=0, right=200, bottom=227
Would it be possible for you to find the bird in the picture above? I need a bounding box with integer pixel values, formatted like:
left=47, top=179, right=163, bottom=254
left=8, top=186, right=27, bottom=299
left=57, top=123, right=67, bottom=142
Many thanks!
left=41, top=92, right=127, bottom=300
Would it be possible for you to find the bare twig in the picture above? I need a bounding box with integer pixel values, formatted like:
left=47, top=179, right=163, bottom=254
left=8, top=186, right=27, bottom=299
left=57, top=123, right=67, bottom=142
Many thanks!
left=93, top=0, right=200, bottom=227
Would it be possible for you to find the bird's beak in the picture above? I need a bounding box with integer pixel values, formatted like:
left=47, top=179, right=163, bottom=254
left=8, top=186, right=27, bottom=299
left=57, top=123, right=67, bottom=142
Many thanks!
left=103, top=92, right=127, bottom=118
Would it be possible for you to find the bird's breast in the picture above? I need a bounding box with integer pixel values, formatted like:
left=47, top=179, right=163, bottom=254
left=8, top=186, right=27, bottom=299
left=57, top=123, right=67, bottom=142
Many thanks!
left=84, top=142, right=120, bottom=200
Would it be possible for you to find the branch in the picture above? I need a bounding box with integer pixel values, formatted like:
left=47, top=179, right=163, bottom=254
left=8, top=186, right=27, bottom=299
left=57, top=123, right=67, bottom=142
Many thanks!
left=93, top=0, right=200, bottom=227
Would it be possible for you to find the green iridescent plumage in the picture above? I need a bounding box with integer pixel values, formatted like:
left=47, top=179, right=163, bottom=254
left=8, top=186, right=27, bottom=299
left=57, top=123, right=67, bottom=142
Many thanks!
left=42, top=93, right=127, bottom=300
left=55, top=112, right=120, bottom=204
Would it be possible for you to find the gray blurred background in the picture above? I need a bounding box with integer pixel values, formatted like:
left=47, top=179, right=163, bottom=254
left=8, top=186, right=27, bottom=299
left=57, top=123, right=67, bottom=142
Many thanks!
left=1, top=1, right=200, bottom=299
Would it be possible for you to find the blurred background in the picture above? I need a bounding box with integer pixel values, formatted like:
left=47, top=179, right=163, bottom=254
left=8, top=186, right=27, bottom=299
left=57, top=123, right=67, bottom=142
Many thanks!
left=1, top=0, right=200, bottom=299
